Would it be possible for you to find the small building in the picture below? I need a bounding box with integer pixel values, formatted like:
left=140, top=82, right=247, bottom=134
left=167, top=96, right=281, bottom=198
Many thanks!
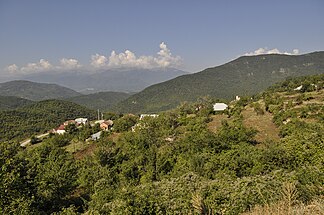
left=55, top=124, right=66, bottom=135
left=294, top=85, right=303, bottom=91
left=213, top=103, right=228, bottom=111
left=91, top=131, right=102, bottom=141
left=140, top=114, right=159, bottom=120
left=75, top=118, right=88, bottom=125
left=100, top=120, right=114, bottom=131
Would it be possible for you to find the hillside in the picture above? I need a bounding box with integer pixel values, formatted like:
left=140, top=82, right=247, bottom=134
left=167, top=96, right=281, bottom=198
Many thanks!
left=2, top=74, right=323, bottom=214
left=115, top=51, right=324, bottom=113
left=0, top=95, right=34, bottom=110
left=0, top=100, right=96, bottom=142
left=0, top=80, right=81, bottom=101
left=65, top=91, right=131, bottom=111
left=21, top=68, right=188, bottom=93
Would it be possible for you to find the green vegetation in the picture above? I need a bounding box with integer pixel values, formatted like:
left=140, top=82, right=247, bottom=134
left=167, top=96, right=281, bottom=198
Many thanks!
left=115, top=51, right=324, bottom=113
left=0, top=95, right=34, bottom=110
left=0, top=80, right=81, bottom=101
left=0, top=74, right=323, bottom=214
left=65, top=91, right=131, bottom=111
left=0, top=100, right=96, bottom=142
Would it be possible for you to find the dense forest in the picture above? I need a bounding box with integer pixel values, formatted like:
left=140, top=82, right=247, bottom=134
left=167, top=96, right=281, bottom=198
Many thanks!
left=0, top=100, right=96, bottom=142
left=0, top=74, right=323, bottom=214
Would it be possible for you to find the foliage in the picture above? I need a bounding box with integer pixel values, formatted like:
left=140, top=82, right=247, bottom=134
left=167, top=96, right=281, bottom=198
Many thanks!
left=65, top=91, right=130, bottom=111
left=113, top=114, right=139, bottom=132
left=0, top=99, right=96, bottom=142
left=0, top=80, right=81, bottom=101
left=0, top=74, right=323, bottom=214
left=115, top=52, right=324, bottom=113
left=0, top=95, right=34, bottom=110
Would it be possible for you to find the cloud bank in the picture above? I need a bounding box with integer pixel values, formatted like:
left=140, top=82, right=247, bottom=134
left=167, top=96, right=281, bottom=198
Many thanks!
left=244, top=47, right=300, bottom=56
left=92, top=42, right=181, bottom=69
left=4, top=42, right=182, bottom=75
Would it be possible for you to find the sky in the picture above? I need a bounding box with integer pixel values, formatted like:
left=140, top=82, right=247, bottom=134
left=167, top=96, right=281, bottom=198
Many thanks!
left=0, top=0, right=323, bottom=79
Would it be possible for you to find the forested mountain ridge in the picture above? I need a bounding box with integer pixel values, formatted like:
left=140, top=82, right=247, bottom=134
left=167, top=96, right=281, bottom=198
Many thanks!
left=0, top=95, right=34, bottom=110
left=1, top=74, right=323, bottom=214
left=0, top=80, right=81, bottom=101
left=0, top=99, right=96, bottom=142
left=115, top=51, right=324, bottom=113
left=65, top=91, right=131, bottom=111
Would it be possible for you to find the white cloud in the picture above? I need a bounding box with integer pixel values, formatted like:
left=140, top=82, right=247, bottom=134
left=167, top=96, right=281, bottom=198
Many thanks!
left=5, top=64, right=18, bottom=73
left=244, top=48, right=300, bottom=56
left=91, top=54, right=108, bottom=68
left=3, top=42, right=182, bottom=75
left=20, top=59, right=53, bottom=73
left=105, top=42, right=181, bottom=69
left=59, top=58, right=81, bottom=69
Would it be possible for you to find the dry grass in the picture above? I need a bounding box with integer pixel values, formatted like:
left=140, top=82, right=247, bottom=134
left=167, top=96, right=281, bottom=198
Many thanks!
left=242, top=105, right=280, bottom=143
left=242, top=182, right=324, bottom=215
left=72, top=142, right=97, bottom=160
left=207, top=114, right=229, bottom=133
left=242, top=199, right=324, bottom=215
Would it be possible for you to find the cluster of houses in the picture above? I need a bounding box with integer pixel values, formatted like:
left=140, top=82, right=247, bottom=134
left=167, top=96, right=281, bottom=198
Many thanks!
left=51, top=98, right=237, bottom=140
left=52, top=118, right=114, bottom=135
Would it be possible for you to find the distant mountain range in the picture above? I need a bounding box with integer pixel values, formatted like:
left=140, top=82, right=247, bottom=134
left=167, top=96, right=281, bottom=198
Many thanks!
left=1, top=52, right=323, bottom=114
left=21, top=68, right=188, bottom=93
left=115, top=51, right=324, bottom=113
left=0, top=80, right=81, bottom=101
left=0, top=80, right=134, bottom=111
left=65, top=91, right=131, bottom=111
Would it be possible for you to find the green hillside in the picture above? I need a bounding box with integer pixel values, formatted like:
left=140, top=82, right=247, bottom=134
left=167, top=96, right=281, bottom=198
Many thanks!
left=1, top=74, right=323, bottom=214
left=0, top=96, right=34, bottom=110
left=66, top=91, right=131, bottom=111
left=0, top=80, right=81, bottom=101
left=0, top=100, right=96, bottom=142
left=115, top=51, right=324, bottom=113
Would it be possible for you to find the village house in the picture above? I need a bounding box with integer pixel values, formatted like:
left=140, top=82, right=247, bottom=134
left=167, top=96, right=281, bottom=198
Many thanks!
left=75, top=118, right=88, bottom=125
left=100, top=120, right=114, bottom=131
left=140, top=114, right=159, bottom=120
left=213, top=103, right=228, bottom=111
left=91, top=131, right=102, bottom=141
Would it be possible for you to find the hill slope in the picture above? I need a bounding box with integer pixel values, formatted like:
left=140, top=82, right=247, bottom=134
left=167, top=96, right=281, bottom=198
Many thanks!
left=65, top=91, right=131, bottom=111
left=0, top=100, right=96, bottom=141
left=0, top=80, right=81, bottom=101
left=0, top=96, right=34, bottom=110
left=115, top=51, right=324, bottom=113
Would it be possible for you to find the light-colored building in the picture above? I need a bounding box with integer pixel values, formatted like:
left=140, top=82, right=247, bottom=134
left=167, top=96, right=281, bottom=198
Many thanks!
left=140, top=114, right=159, bottom=120
left=75, top=118, right=88, bottom=125
left=213, top=103, right=228, bottom=111
left=91, top=131, right=102, bottom=140
left=100, top=120, right=114, bottom=131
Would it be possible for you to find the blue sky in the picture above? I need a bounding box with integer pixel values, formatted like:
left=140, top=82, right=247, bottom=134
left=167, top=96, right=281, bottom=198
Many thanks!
left=0, top=0, right=323, bottom=77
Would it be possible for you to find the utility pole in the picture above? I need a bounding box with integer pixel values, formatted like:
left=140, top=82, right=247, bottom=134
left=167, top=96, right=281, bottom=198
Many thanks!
left=97, top=109, right=100, bottom=121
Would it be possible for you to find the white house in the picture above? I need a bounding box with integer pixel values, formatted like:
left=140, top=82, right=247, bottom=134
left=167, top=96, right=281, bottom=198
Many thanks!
left=294, top=85, right=303, bottom=91
left=140, top=114, right=159, bottom=120
left=91, top=131, right=102, bottom=140
left=213, top=103, right=228, bottom=111
left=75, top=118, right=88, bottom=125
